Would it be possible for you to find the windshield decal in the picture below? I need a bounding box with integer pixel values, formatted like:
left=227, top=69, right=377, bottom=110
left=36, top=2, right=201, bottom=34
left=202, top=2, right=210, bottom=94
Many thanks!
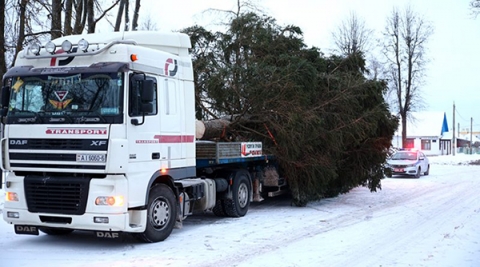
left=12, top=78, right=24, bottom=93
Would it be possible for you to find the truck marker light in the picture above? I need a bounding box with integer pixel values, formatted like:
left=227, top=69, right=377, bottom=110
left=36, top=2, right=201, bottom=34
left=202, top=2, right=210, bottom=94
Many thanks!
left=160, top=168, right=167, bottom=174
left=95, top=196, right=124, bottom=206
left=130, top=54, right=138, bottom=62
left=6, top=192, right=18, bottom=202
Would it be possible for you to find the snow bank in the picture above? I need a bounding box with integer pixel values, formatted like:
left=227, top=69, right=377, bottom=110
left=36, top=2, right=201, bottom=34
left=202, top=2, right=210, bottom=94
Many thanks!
left=428, top=153, right=480, bottom=165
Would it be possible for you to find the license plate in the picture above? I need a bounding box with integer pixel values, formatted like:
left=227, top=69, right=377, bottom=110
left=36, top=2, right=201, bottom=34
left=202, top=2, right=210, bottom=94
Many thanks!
left=76, top=154, right=106, bottom=162
left=394, top=168, right=404, bottom=172
left=15, top=225, right=39, bottom=235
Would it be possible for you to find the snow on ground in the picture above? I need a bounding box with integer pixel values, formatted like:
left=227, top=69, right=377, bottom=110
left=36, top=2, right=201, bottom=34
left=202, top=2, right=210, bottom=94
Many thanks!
left=1, top=153, right=480, bottom=267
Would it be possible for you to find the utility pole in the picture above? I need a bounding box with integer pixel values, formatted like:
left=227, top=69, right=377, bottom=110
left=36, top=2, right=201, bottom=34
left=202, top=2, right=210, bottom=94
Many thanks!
left=452, top=102, right=455, bottom=156
left=471, top=117, right=473, bottom=155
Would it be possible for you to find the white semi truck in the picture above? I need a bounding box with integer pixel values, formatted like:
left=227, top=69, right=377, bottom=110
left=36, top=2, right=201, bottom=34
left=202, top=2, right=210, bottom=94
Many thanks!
left=1, top=31, right=285, bottom=242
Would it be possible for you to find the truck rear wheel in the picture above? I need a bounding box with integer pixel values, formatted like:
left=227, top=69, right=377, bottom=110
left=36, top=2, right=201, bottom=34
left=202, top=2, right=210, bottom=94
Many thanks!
left=224, top=170, right=251, bottom=217
left=133, top=184, right=177, bottom=243
left=39, top=227, right=74, bottom=235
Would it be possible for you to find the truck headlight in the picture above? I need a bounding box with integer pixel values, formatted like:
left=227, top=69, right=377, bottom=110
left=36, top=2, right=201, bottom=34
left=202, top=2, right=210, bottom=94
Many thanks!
left=5, top=192, right=19, bottom=202
left=95, top=196, right=124, bottom=206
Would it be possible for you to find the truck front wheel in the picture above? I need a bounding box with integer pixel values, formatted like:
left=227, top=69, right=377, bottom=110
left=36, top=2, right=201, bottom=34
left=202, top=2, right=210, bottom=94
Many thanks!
left=224, top=171, right=251, bottom=217
left=134, top=184, right=177, bottom=243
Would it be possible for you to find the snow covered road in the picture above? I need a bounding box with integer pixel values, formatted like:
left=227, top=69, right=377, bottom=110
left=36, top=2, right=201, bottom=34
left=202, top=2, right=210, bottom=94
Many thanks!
left=1, top=155, right=479, bottom=267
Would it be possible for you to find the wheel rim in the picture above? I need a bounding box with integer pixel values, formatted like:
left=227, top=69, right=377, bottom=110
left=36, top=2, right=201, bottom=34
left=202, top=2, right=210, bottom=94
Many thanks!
left=237, top=182, right=249, bottom=208
left=149, top=197, right=170, bottom=229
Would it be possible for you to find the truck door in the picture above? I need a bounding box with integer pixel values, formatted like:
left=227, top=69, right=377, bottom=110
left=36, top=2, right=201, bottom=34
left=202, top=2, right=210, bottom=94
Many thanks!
left=127, top=74, right=161, bottom=164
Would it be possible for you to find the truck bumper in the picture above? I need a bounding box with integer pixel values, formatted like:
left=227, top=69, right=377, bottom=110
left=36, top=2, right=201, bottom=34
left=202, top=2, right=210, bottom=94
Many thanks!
left=3, top=209, right=147, bottom=233
left=2, top=173, right=147, bottom=234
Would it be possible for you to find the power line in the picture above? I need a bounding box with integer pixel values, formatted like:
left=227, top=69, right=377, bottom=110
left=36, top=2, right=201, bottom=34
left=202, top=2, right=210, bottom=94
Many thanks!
left=454, top=106, right=470, bottom=123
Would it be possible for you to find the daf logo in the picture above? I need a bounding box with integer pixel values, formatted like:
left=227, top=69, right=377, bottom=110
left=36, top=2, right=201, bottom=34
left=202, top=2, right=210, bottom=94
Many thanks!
left=91, top=140, right=107, bottom=146
left=10, top=139, right=28, bottom=145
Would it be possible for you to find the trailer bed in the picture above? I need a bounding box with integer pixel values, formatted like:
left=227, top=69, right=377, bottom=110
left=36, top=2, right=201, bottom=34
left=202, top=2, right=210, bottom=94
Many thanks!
left=195, top=141, right=270, bottom=168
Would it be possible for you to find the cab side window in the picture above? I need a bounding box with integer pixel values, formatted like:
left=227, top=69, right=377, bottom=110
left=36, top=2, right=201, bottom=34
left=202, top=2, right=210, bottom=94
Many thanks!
left=129, top=75, right=157, bottom=116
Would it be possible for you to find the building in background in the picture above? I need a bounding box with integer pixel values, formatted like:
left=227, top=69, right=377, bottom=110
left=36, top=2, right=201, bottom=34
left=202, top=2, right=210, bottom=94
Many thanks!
left=391, top=112, right=452, bottom=156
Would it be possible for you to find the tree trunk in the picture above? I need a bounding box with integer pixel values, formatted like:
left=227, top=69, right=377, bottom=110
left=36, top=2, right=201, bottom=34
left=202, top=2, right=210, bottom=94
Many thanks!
left=51, top=0, right=63, bottom=38
left=0, top=0, right=6, bottom=77
left=73, top=0, right=87, bottom=34
left=64, top=0, right=73, bottom=35
left=114, top=0, right=126, bottom=32
left=86, top=0, right=95, bottom=33
left=124, top=0, right=130, bottom=31
left=132, top=0, right=141, bottom=31
left=196, top=119, right=231, bottom=140
left=13, top=0, right=28, bottom=65
left=401, top=114, right=407, bottom=148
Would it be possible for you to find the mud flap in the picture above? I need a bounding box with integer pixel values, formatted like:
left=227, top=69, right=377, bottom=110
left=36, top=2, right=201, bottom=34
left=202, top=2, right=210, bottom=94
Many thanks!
left=14, top=225, right=39, bottom=235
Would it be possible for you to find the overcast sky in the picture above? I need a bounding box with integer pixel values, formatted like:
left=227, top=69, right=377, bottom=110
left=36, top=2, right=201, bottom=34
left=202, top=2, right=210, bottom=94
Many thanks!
left=134, top=0, right=479, bottom=133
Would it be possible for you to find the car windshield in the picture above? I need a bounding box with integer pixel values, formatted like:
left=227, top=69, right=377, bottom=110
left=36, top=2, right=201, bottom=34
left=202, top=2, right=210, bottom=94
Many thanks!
left=391, top=152, right=418, bottom=161
left=6, top=72, right=123, bottom=124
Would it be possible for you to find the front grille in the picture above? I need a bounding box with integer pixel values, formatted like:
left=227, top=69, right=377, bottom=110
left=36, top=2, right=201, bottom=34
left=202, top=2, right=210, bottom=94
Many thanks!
left=9, top=138, right=108, bottom=171
left=24, top=175, right=91, bottom=215
left=391, top=165, right=407, bottom=168
left=9, top=138, right=108, bottom=151
left=10, top=153, right=76, bottom=161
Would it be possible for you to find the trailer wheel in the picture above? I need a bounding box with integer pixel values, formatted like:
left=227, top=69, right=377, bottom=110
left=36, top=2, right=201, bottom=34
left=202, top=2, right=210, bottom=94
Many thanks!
left=224, top=171, right=251, bottom=217
left=133, top=184, right=177, bottom=243
left=39, top=227, right=74, bottom=235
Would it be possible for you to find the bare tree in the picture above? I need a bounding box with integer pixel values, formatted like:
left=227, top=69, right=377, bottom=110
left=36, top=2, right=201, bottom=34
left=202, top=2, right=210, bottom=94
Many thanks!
left=332, top=11, right=373, bottom=56
left=87, top=0, right=121, bottom=33
left=114, top=0, right=142, bottom=32
left=140, top=14, right=158, bottom=31
left=1, top=0, right=122, bottom=71
left=51, top=0, right=62, bottom=39
left=114, top=0, right=127, bottom=31
left=13, top=0, right=28, bottom=65
left=0, top=0, right=6, bottom=79
left=470, top=0, right=480, bottom=17
left=132, top=0, right=141, bottom=31
left=382, top=6, right=433, bottom=148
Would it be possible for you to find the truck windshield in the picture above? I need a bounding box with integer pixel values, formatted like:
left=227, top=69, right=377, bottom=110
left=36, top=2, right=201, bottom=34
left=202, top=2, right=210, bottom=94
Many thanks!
left=6, top=72, right=123, bottom=124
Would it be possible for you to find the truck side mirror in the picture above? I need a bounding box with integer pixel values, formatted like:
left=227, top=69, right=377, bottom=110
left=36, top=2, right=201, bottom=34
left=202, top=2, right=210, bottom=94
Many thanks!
left=141, top=80, right=154, bottom=102
left=140, top=103, right=153, bottom=113
left=131, top=80, right=155, bottom=126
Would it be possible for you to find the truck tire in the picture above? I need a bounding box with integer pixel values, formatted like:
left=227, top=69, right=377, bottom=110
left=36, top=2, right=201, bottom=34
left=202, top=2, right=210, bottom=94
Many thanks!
left=212, top=199, right=227, bottom=217
left=224, top=170, right=251, bottom=217
left=133, top=184, right=177, bottom=243
left=39, top=227, right=74, bottom=235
